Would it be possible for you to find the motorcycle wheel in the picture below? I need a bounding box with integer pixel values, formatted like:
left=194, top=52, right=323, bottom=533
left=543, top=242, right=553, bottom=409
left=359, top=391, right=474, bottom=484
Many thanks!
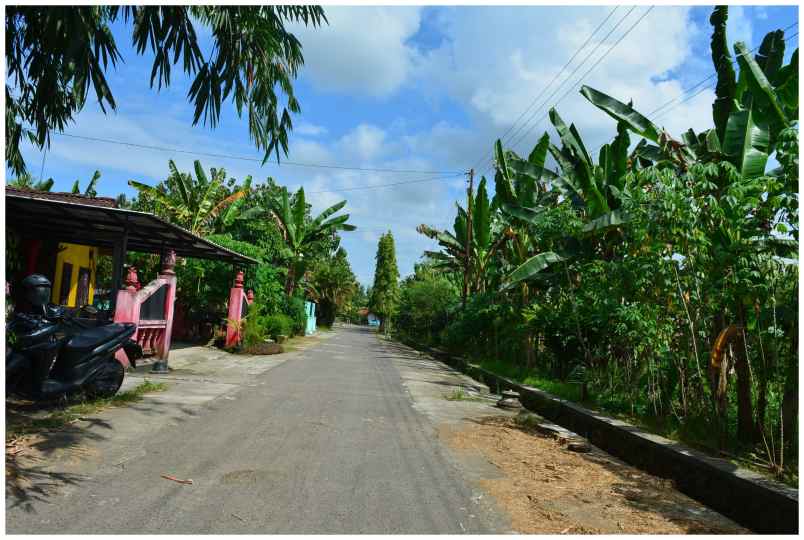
left=83, top=359, right=125, bottom=399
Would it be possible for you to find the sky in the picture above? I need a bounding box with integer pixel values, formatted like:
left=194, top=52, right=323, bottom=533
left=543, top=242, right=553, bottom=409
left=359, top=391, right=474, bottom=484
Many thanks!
left=9, top=5, right=799, bottom=286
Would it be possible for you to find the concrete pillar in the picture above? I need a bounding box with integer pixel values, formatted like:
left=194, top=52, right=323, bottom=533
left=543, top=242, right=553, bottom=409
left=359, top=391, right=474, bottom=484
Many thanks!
left=151, top=250, right=176, bottom=373
left=226, top=270, right=245, bottom=348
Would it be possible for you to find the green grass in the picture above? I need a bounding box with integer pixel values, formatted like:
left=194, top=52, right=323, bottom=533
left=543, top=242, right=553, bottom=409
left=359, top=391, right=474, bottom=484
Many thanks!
left=476, top=358, right=581, bottom=402
left=472, top=356, right=799, bottom=489
left=444, top=388, right=485, bottom=402
left=7, top=380, right=168, bottom=441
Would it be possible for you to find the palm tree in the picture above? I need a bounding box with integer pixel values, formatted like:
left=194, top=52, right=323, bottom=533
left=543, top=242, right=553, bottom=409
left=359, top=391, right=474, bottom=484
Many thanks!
left=129, top=160, right=251, bottom=235
left=263, top=186, right=356, bottom=295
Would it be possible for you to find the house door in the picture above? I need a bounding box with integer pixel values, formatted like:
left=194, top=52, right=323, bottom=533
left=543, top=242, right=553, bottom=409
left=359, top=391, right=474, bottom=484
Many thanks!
left=58, top=263, right=73, bottom=305
left=75, top=267, right=91, bottom=307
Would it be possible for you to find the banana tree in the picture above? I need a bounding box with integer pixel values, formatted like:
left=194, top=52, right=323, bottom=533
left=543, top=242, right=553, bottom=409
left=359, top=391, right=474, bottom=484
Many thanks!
left=418, top=180, right=504, bottom=301
left=129, top=160, right=251, bottom=235
left=71, top=170, right=101, bottom=197
left=579, top=10, right=797, bottom=182
left=264, top=186, right=356, bottom=295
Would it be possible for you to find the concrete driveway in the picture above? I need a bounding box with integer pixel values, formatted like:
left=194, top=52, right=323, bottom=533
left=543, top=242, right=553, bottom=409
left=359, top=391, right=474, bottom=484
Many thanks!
left=6, top=326, right=508, bottom=534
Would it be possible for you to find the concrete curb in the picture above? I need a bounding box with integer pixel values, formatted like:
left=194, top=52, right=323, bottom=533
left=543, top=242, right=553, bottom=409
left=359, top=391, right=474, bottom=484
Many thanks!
left=400, top=339, right=798, bottom=534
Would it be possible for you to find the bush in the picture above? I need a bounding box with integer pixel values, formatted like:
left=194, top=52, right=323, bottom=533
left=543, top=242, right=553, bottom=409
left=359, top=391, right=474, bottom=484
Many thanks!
left=282, top=295, right=307, bottom=336
left=262, top=313, right=293, bottom=340
left=241, top=302, right=266, bottom=347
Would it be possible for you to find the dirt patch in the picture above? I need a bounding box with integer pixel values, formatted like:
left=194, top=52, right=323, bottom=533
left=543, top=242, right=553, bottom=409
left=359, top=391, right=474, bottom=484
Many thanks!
left=440, top=416, right=747, bottom=534
left=240, top=342, right=284, bottom=355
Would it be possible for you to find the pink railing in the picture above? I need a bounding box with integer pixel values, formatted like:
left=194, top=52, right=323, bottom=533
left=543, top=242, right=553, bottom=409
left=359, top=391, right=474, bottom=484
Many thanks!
left=226, top=270, right=254, bottom=348
left=113, top=251, right=177, bottom=369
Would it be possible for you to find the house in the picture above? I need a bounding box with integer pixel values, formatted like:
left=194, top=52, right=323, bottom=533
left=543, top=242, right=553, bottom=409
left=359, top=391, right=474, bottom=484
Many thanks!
left=6, top=186, right=257, bottom=371
left=356, top=307, right=380, bottom=327
left=7, top=187, right=118, bottom=308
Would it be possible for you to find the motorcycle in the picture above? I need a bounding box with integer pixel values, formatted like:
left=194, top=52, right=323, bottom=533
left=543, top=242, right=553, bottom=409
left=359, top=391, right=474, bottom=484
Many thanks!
left=6, top=274, right=143, bottom=400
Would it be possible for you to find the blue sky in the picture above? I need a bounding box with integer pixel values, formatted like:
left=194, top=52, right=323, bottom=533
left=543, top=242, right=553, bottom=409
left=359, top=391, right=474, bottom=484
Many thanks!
left=9, top=5, right=799, bottom=285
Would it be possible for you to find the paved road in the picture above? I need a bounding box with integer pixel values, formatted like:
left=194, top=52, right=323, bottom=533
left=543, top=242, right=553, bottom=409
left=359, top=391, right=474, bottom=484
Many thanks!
left=7, top=327, right=503, bottom=534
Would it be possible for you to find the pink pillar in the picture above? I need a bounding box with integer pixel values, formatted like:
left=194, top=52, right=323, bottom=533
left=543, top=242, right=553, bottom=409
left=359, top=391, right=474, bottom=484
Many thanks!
left=113, top=267, right=141, bottom=368
left=226, top=270, right=245, bottom=348
left=152, top=251, right=177, bottom=372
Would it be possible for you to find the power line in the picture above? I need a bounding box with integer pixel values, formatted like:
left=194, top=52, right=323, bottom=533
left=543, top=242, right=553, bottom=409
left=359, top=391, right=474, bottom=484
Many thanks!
left=506, top=6, right=655, bottom=159
left=307, top=173, right=464, bottom=195
left=468, top=6, right=621, bottom=172
left=647, top=21, right=798, bottom=119
left=588, top=27, right=799, bottom=156
left=475, top=6, right=643, bottom=176
left=51, top=132, right=463, bottom=176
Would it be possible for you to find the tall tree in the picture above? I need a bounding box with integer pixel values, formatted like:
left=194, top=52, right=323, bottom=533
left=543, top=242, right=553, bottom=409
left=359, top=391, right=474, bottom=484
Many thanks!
left=259, top=186, right=356, bottom=295
left=129, top=160, right=251, bottom=235
left=369, top=232, right=400, bottom=334
left=308, top=247, right=358, bottom=326
left=6, top=6, right=327, bottom=175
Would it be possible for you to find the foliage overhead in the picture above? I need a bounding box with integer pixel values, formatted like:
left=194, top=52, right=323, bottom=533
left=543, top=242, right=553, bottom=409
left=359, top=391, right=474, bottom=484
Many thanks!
left=5, top=6, right=327, bottom=175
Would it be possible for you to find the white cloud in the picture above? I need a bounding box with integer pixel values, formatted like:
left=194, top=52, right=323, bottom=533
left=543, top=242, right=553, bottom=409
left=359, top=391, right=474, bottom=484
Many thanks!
left=295, top=122, right=328, bottom=137
left=338, top=124, right=388, bottom=162
left=291, top=6, right=422, bottom=97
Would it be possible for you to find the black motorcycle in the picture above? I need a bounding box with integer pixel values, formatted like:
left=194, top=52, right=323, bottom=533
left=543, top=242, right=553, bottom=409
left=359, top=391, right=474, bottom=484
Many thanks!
left=6, top=274, right=143, bottom=400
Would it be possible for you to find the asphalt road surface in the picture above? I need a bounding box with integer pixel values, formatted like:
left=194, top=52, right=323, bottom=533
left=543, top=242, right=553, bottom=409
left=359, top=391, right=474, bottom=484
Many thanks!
left=7, top=327, right=505, bottom=534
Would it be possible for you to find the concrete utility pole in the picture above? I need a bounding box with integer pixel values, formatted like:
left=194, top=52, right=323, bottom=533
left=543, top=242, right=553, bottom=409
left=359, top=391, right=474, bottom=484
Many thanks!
left=463, top=168, right=474, bottom=310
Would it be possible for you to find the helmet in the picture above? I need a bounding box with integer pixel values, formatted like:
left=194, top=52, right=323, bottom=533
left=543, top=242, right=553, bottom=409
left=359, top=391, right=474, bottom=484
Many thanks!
left=21, top=274, right=52, bottom=309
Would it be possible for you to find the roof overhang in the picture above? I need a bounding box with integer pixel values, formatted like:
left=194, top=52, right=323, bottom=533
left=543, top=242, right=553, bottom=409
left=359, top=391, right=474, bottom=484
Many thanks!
left=6, top=190, right=258, bottom=266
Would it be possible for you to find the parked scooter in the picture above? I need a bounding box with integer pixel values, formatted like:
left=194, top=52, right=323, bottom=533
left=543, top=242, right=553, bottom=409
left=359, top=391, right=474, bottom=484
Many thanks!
left=6, top=274, right=143, bottom=400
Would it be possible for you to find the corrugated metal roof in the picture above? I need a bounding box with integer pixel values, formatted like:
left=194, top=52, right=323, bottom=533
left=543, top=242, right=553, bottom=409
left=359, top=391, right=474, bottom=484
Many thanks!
left=6, top=188, right=258, bottom=265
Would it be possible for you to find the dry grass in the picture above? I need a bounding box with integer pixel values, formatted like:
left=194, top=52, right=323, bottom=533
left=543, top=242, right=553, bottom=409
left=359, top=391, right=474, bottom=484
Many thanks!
left=440, top=416, right=747, bottom=534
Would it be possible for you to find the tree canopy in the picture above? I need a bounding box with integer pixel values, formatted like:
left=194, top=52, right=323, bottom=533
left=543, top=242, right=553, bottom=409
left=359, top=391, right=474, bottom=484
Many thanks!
left=5, top=6, right=327, bottom=176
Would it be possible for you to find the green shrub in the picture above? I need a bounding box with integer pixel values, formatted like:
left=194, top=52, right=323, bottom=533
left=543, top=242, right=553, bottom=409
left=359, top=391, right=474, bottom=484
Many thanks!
left=282, top=295, right=307, bottom=336
left=241, top=302, right=266, bottom=347
left=262, top=313, right=293, bottom=340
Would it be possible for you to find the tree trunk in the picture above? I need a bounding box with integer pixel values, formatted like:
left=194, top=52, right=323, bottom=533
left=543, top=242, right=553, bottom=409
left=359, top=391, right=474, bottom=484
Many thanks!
left=781, top=322, right=798, bottom=451
left=733, top=340, right=754, bottom=444
left=284, top=265, right=296, bottom=296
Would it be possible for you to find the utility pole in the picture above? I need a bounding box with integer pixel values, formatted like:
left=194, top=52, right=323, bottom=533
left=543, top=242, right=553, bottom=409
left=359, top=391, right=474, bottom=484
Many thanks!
left=463, top=168, right=474, bottom=310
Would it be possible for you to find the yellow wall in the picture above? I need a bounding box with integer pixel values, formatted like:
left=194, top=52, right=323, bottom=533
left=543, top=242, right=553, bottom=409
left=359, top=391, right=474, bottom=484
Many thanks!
left=52, top=243, right=97, bottom=307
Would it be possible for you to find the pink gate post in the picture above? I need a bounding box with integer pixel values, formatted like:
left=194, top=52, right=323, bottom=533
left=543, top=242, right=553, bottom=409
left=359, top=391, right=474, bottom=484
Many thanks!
left=151, top=251, right=177, bottom=373
left=113, top=250, right=178, bottom=372
left=225, top=270, right=254, bottom=348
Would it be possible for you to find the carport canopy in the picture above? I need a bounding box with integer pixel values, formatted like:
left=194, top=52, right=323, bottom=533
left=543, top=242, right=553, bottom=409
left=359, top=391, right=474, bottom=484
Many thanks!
left=6, top=187, right=259, bottom=268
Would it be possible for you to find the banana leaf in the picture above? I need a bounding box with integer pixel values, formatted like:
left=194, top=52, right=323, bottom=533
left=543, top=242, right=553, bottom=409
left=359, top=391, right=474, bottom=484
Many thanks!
left=734, top=41, right=790, bottom=134
left=579, top=86, right=660, bottom=143
left=723, top=107, right=770, bottom=179
left=710, top=6, right=737, bottom=142
left=499, top=202, right=547, bottom=225
left=581, top=209, right=629, bottom=233
left=528, top=132, right=550, bottom=167
left=773, top=48, right=798, bottom=114
left=501, top=251, right=563, bottom=290
left=473, top=177, right=491, bottom=250
left=755, top=30, right=786, bottom=82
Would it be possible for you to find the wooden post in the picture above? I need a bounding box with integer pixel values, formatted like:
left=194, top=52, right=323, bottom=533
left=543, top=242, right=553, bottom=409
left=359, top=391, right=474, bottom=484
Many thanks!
left=109, top=228, right=128, bottom=313
left=463, top=169, right=474, bottom=309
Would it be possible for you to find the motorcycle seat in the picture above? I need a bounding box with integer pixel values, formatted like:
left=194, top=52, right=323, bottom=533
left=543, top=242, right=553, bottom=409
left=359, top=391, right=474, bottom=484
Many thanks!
left=64, top=323, right=136, bottom=355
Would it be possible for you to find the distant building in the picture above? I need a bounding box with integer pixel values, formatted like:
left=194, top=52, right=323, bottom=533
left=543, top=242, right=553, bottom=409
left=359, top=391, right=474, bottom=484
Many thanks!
left=357, top=307, right=380, bottom=327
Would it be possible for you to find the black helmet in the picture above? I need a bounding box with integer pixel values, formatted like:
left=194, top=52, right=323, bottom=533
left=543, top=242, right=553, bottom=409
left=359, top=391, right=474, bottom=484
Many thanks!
left=21, top=274, right=52, bottom=309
